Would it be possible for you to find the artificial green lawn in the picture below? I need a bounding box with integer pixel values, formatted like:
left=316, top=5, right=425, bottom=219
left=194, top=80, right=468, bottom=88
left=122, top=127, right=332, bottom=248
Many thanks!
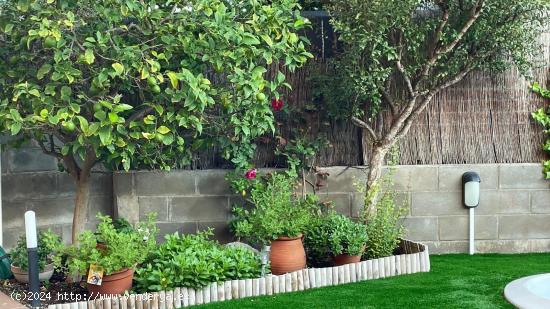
left=197, top=253, right=550, bottom=309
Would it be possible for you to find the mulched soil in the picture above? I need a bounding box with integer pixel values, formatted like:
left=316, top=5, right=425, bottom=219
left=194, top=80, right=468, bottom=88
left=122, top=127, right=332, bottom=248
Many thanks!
left=0, top=272, right=88, bottom=309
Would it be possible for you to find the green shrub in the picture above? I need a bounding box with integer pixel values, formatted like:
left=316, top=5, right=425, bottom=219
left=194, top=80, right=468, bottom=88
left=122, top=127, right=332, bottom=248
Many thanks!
left=230, top=173, right=318, bottom=245
left=304, top=212, right=367, bottom=266
left=134, top=229, right=262, bottom=292
left=10, top=230, right=62, bottom=272
left=362, top=174, right=407, bottom=259
left=57, top=213, right=157, bottom=276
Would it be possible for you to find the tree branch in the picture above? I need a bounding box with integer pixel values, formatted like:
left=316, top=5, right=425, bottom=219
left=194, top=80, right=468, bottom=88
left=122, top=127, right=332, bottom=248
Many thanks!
left=396, top=60, right=415, bottom=98
left=351, top=116, right=379, bottom=141
left=417, top=0, right=484, bottom=81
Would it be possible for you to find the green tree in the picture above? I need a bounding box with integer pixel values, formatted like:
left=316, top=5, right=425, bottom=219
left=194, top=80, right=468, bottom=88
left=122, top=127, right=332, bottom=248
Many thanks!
left=322, top=0, right=549, bottom=209
left=0, top=0, right=311, bottom=242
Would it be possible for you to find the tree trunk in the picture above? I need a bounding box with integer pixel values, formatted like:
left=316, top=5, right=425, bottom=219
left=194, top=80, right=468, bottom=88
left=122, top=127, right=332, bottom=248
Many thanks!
left=364, top=144, right=391, bottom=216
left=72, top=174, right=90, bottom=243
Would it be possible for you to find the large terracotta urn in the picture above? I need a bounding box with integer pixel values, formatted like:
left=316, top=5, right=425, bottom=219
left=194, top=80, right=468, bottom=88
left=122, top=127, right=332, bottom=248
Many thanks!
left=270, top=235, right=306, bottom=275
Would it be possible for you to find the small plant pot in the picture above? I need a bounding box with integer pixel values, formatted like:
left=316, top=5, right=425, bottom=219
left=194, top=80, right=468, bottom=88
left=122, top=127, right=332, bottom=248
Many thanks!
left=87, top=268, right=134, bottom=297
left=270, top=235, right=306, bottom=275
left=11, top=263, right=54, bottom=283
left=332, top=254, right=361, bottom=266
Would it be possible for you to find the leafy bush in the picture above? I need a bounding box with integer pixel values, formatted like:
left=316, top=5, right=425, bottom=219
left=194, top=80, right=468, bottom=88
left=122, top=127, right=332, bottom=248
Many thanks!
left=230, top=173, right=318, bottom=245
left=57, top=213, right=157, bottom=276
left=531, top=82, right=550, bottom=179
left=304, top=212, right=367, bottom=266
left=134, top=229, right=262, bottom=291
left=10, top=230, right=62, bottom=272
left=362, top=173, right=407, bottom=259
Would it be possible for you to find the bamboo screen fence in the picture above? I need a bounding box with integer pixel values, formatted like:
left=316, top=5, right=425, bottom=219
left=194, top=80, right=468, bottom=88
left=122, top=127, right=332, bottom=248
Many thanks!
left=193, top=16, right=550, bottom=169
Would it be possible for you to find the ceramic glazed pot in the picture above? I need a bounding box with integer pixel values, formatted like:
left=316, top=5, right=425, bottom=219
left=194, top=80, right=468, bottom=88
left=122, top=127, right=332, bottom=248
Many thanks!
left=11, top=263, right=54, bottom=283
left=270, top=235, right=306, bottom=275
left=87, top=268, right=134, bottom=296
left=332, top=254, right=361, bottom=266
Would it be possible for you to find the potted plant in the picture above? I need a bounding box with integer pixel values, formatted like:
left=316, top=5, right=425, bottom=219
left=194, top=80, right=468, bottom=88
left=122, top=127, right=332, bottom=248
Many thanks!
left=305, top=212, right=367, bottom=266
left=10, top=230, right=62, bottom=283
left=56, top=213, right=157, bottom=296
left=230, top=172, right=317, bottom=275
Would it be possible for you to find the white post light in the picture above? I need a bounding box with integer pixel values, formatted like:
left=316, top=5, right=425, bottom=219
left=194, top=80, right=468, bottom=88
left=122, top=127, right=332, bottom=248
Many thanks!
left=462, top=172, right=481, bottom=255
left=24, top=211, right=40, bottom=309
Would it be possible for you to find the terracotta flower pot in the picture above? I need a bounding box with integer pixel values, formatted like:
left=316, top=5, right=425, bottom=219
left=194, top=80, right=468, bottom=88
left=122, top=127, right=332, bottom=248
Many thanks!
left=87, top=268, right=134, bottom=297
left=270, top=235, right=306, bottom=275
left=333, top=254, right=361, bottom=266
left=11, top=263, right=54, bottom=283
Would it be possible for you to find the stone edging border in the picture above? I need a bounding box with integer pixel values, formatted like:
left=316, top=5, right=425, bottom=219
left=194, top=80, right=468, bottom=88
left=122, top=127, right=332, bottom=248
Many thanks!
left=47, top=239, right=429, bottom=309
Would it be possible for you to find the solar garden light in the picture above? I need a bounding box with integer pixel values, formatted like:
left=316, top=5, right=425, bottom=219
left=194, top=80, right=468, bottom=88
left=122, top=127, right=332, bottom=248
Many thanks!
left=24, top=211, right=40, bottom=309
left=462, top=172, right=481, bottom=256
left=261, top=246, right=271, bottom=277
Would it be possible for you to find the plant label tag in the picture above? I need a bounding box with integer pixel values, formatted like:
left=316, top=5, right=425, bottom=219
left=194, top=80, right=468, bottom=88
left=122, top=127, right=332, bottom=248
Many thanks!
left=87, top=264, right=104, bottom=286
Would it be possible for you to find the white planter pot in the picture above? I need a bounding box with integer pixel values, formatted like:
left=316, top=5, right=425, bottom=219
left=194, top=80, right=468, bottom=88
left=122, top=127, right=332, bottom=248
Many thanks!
left=11, top=263, right=54, bottom=283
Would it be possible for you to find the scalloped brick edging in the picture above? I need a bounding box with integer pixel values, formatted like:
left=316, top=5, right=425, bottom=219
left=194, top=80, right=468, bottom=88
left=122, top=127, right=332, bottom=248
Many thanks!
left=47, top=239, right=429, bottom=309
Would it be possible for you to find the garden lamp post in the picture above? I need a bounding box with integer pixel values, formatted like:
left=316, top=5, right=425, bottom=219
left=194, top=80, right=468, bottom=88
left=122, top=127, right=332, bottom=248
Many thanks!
left=462, top=172, right=481, bottom=256
left=25, top=210, right=40, bottom=309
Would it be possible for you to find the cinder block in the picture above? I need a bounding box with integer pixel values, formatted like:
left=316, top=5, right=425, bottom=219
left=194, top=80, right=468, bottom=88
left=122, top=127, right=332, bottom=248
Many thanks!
left=115, top=195, right=139, bottom=224
left=411, top=191, right=465, bottom=216
left=531, top=190, right=550, bottom=213
left=57, top=173, right=113, bottom=197
left=499, top=164, right=548, bottom=189
left=156, top=222, right=198, bottom=241
left=28, top=198, right=75, bottom=226
left=477, top=191, right=529, bottom=214
left=7, top=148, right=58, bottom=172
left=499, top=215, right=550, bottom=239
left=438, top=165, right=498, bottom=191
left=197, top=221, right=234, bottom=244
left=3, top=228, right=24, bottom=249
left=2, top=201, right=28, bottom=229
left=88, top=195, right=114, bottom=219
left=139, top=197, right=168, bottom=221
left=320, top=193, right=351, bottom=216
left=352, top=192, right=410, bottom=218
left=439, top=216, right=497, bottom=240
left=389, top=166, right=438, bottom=192
left=317, top=166, right=367, bottom=193
left=196, top=170, right=231, bottom=195
left=113, top=172, right=134, bottom=195
left=2, top=172, right=57, bottom=200
left=135, top=171, right=196, bottom=196
left=171, top=196, right=229, bottom=221
left=403, top=217, right=438, bottom=241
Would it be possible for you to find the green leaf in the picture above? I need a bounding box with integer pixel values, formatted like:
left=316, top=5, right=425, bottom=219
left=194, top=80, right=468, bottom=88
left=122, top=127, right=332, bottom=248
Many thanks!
left=261, top=34, right=273, bottom=47
left=28, top=89, right=40, bottom=97
left=242, top=33, right=260, bottom=45
left=10, top=123, right=22, bottom=135
left=4, top=24, right=14, bottom=34
left=157, top=126, right=171, bottom=134
left=112, top=63, right=124, bottom=76
left=98, top=126, right=111, bottom=145
left=84, top=49, right=95, bottom=64
left=167, top=71, right=179, bottom=89
left=76, top=116, right=89, bottom=132
left=108, top=112, right=119, bottom=123
left=37, top=64, right=52, bottom=80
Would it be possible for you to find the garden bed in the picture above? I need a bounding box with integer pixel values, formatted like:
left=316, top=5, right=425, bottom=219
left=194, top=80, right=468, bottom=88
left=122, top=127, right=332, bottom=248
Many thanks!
left=44, top=239, right=429, bottom=309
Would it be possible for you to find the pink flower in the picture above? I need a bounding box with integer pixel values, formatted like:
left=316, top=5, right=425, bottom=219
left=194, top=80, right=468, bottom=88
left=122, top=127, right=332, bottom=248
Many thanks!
left=271, top=98, right=284, bottom=111
left=245, top=168, right=257, bottom=180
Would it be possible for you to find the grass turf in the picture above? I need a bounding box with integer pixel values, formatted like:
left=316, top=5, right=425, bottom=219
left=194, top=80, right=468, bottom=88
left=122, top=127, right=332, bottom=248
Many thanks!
left=197, top=253, right=550, bottom=309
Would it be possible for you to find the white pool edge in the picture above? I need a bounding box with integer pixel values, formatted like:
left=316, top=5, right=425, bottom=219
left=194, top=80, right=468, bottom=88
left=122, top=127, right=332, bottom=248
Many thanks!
left=505, top=274, right=550, bottom=309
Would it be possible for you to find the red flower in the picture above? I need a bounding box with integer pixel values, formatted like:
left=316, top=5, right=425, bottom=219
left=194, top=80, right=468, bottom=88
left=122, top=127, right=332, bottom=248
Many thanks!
left=245, top=169, right=257, bottom=180
left=271, top=98, right=284, bottom=111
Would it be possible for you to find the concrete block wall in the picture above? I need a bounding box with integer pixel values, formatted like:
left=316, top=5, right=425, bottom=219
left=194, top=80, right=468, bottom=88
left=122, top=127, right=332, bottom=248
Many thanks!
left=314, top=164, right=550, bottom=254
left=114, top=170, right=235, bottom=243
left=114, top=164, right=550, bottom=254
left=1, top=144, right=113, bottom=249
